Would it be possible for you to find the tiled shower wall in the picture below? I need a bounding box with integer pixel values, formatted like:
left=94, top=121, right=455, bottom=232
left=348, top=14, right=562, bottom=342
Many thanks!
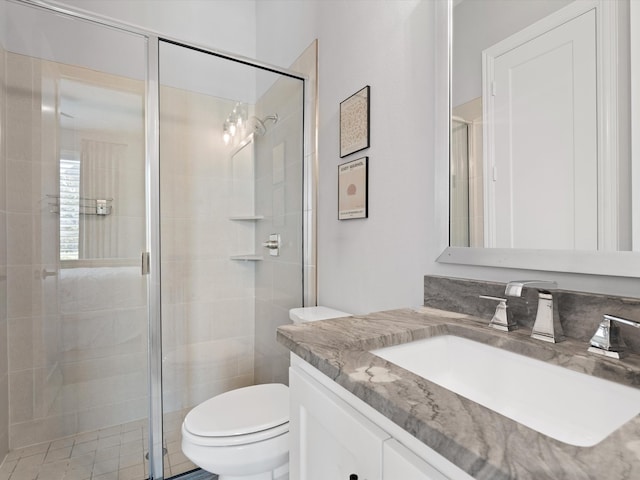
left=253, top=70, right=305, bottom=385
left=5, top=51, right=62, bottom=449
left=1, top=41, right=10, bottom=459
left=160, top=85, right=255, bottom=413
left=2, top=45, right=303, bottom=455
left=4, top=51, right=148, bottom=449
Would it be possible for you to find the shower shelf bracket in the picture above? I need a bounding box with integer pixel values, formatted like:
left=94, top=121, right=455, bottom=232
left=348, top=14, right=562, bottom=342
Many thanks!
left=228, top=215, right=264, bottom=221
left=230, top=254, right=264, bottom=261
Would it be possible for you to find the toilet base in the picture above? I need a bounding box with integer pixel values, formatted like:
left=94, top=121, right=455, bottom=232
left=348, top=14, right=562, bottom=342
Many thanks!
left=218, top=475, right=269, bottom=480
left=219, top=463, right=288, bottom=480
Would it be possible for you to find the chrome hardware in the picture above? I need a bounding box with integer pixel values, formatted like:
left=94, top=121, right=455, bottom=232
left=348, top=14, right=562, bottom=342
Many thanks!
left=505, top=280, right=564, bottom=343
left=262, top=233, right=281, bottom=256
left=505, top=280, right=556, bottom=297
left=479, top=295, right=517, bottom=332
left=141, top=252, right=150, bottom=275
left=96, top=199, right=108, bottom=215
left=588, top=314, right=640, bottom=359
left=145, top=447, right=167, bottom=460
left=47, top=194, right=113, bottom=216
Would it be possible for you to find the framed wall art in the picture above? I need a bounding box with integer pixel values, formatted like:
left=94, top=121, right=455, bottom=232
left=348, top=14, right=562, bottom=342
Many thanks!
left=338, top=157, right=368, bottom=220
left=340, top=86, right=370, bottom=158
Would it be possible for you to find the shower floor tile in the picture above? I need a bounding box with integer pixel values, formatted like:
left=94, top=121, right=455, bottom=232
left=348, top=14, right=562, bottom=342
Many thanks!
left=0, top=413, right=197, bottom=480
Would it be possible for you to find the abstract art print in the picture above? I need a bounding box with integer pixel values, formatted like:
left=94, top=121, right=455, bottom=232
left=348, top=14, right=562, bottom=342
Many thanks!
left=338, top=157, right=368, bottom=220
left=340, top=86, right=370, bottom=157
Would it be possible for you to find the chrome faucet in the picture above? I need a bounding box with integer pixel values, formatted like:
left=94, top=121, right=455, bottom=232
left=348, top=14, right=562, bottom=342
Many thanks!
left=479, top=295, right=517, bottom=332
left=505, top=280, right=564, bottom=343
left=588, top=314, right=640, bottom=359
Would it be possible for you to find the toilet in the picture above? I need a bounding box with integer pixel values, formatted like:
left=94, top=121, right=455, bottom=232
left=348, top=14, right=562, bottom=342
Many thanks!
left=181, top=306, right=351, bottom=480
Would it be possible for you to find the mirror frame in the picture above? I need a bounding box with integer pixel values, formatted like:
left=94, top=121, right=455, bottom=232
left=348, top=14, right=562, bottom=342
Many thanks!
left=435, top=0, right=640, bottom=278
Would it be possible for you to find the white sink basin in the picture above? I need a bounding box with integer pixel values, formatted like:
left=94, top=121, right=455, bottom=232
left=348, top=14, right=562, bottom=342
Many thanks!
left=371, top=335, right=640, bottom=446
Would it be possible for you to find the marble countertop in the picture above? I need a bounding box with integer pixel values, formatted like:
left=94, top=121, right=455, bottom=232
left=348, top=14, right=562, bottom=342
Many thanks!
left=277, top=307, right=640, bottom=480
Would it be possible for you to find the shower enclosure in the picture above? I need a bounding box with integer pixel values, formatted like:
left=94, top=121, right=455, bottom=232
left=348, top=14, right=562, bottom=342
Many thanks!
left=0, top=2, right=312, bottom=479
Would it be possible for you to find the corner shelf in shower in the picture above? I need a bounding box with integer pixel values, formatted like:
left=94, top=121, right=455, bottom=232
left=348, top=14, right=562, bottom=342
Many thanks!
left=228, top=215, right=264, bottom=221
left=230, top=254, right=264, bottom=261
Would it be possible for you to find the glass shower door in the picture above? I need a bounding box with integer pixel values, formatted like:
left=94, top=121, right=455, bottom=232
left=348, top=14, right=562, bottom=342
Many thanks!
left=3, top=2, right=151, bottom=479
left=158, top=40, right=305, bottom=477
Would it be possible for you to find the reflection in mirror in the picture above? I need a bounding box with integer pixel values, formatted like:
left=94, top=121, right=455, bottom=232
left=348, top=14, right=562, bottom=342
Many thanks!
left=450, top=0, right=635, bottom=252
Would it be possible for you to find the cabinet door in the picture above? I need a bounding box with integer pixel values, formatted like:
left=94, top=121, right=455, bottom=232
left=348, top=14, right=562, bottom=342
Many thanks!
left=383, top=439, right=449, bottom=480
left=290, top=366, right=390, bottom=480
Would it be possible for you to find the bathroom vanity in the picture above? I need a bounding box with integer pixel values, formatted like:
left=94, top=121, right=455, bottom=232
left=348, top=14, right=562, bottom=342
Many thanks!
left=289, top=353, right=468, bottom=480
left=277, top=307, right=640, bottom=480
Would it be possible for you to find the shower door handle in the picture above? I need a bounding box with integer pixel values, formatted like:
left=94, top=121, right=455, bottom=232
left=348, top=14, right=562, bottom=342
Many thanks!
left=41, top=269, right=57, bottom=279
left=262, top=234, right=281, bottom=256
left=141, top=251, right=150, bottom=275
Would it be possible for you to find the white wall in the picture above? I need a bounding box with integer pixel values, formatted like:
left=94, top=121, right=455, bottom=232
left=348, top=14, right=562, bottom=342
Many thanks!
left=316, top=1, right=435, bottom=314
left=258, top=1, right=434, bottom=314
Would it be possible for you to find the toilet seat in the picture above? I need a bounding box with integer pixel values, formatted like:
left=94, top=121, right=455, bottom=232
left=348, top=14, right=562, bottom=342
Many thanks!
left=182, top=420, right=288, bottom=447
left=182, top=383, right=289, bottom=447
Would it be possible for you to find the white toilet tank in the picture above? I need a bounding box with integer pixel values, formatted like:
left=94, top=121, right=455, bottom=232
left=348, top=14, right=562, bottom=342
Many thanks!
left=289, top=306, right=351, bottom=324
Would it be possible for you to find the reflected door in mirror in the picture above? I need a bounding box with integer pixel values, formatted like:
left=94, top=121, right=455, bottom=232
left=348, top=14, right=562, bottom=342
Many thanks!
left=486, top=8, right=597, bottom=249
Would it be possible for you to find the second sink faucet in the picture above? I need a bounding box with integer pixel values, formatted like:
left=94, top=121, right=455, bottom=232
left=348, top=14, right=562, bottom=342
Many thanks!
left=505, top=280, right=564, bottom=343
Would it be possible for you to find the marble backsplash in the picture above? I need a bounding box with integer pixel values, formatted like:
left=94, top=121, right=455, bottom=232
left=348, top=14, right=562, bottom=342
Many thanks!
left=424, top=275, right=640, bottom=353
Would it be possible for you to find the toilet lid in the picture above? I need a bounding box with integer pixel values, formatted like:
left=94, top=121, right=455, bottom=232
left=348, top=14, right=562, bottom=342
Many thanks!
left=184, top=384, right=289, bottom=437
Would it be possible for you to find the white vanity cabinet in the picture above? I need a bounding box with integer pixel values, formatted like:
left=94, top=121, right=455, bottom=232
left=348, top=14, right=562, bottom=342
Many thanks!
left=289, top=357, right=466, bottom=480
left=383, top=439, right=448, bottom=480
left=289, top=366, right=389, bottom=480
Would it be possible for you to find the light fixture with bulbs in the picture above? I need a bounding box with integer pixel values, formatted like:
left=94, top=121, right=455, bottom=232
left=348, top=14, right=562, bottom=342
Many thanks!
left=222, top=102, right=247, bottom=145
left=223, top=121, right=231, bottom=145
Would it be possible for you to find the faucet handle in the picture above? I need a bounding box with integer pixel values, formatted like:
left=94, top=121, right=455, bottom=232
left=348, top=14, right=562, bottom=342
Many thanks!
left=479, top=295, right=517, bottom=332
left=505, top=280, right=558, bottom=297
left=588, top=314, right=640, bottom=359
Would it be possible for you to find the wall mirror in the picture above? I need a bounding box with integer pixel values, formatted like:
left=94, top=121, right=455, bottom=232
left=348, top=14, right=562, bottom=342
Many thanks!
left=438, top=0, right=640, bottom=277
